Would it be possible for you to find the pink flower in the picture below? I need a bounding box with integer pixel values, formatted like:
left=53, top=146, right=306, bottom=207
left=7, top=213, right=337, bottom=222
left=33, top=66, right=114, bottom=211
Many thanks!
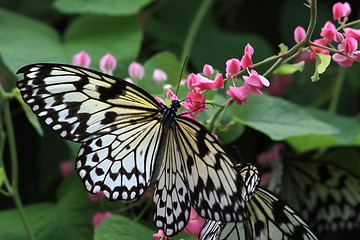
left=226, top=58, right=241, bottom=78
left=203, top=64, right=214, bottom=77
left=155, top=96, right=165, bottom=105
left=181, top=111, right=198, bottom=122
left=342, top=37, right=358, bottom=55
left=72, top=51, right=91, bottom=68
left=332, top=2, right=351, bottom=20
left=187, top=73, right=224, bottom=92
left=128, top=62, right=144, bottom=80
left=184, top=207, right=204, bottom=237
left=100, top=54, right=117, bottom=75
left=240, top=44, right=254, bottom=68
left=310, top=39, right=330, bottom=59
left=243, top=69, right=270, bottom=89
left=332, top=53, right=353, bottom=67
left=294, top=26, right=306, bottom=43
left=153, top=230, right=169, bottom=240
left=153, top=69, right=167, bottom=83
left=92, top=212, right=113, bottom=228
left=226, top=85, right=250, bottom=105
left=166, top=89, right=179, bottom=101
left=184, top=91, right=208, bottom=115
left=87, top=191, right=105, bottom=202
left=344, top=27, right=360, bottom=41
left=265, top=74, right=291, bottom=96
left=320, top=21, right=337, bottom=42
left=60, top=160, right=73, bottom=177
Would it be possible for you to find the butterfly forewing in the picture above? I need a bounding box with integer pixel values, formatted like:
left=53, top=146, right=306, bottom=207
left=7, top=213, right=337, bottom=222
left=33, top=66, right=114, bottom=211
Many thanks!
left=17, top=64, right=161, bottom=142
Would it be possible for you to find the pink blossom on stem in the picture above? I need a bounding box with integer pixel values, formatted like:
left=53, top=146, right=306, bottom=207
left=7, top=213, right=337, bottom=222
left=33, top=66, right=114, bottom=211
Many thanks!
left=243, top=69, right=270, bottom=89
left=294, top=26, right=306, bottom=43
left=153, top=69, right=167, bottom=83
left=92, top=212, right=113, bottom=228
left=344, top=28, right=360, bottom=41
left=203, top=64, right=214, bottom=77
left=100, top=53, right=117, bottom=75
left=87, top=191, right=105, bottom=202
left=128, top=62, right=144, bottom=80
left=342, top=37, right=358, bottom=55
left=184, top=91, right=208, bottom=116
left=166, top=89, right=179, bottom=101
left=155, top=96, right=165, bottom=105
left=187, top=73, right=224, bottom=92
left=60, top=160, right=73, bottom=177
left=226, top=86, right=250, bottom=105
left=310, top=39, right=330, bottom=59
left=184, top=207, right=205, bottom=237
left=72, top=51, right=91, bottom=68
left=332, top=53, right=353, bottom=67
left=181, top=111, right=198, bottom=122
left=226, top=58, right=241, bottom=78
left=332, top=2, right=351, bottom=21
left=153, top=230, right=169, bottom=240
left=240, top=44, right=254, bottom=68
left=320, top=21, right=337, bottom=42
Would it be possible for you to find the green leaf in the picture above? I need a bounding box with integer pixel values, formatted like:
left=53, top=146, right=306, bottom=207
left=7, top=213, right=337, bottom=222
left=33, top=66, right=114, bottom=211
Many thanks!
left=278, top=43, right=288, bottom=53
left=229, top=94, right=337, bottom=140
left=0, top=8, right=142, bottom=77
left=273, top=61, right=304, bottom=74
left=0, top=167, right=4, bottom=188
left=13, top=88, right=44, bottom=136
left=54, top=0, right=154, bottom=16
left=0, top=7, right=66, bottom=74
left=64, top=15, right=142, bottom=73
left=311, top=53, right=331, bottom=82
left=138, top=52, right=183, bottom=97
left=287, top=108, right=360, bottom=152
left=94, top=215, right=154, bottom=240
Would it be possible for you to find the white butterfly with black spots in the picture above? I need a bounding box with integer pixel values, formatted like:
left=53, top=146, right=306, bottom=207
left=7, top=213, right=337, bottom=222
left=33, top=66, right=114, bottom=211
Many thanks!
left=17, top=63, right=250, bottom=236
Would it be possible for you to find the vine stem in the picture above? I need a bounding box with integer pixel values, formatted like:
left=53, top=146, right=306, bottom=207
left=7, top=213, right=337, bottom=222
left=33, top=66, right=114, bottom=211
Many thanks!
left=180, top=0, right=214, bottom=62
left=1, top=89, right=36, bottom=240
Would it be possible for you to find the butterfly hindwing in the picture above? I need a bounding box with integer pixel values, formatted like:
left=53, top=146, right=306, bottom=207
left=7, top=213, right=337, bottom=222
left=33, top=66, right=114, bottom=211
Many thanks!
left=199, top=164, right=318, bottom=240
left=153, top=117, right=249, bottom=236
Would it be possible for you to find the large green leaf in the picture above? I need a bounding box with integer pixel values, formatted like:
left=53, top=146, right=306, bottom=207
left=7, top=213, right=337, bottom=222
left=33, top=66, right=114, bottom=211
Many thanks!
left=0, top=7, right=142, bottom=77
left=0, top=7, right=66, bottom=74
left=54, top=0, right=154, bottom=16
left=287, top=108, right=360, bottom=152
left=229, top=94, right=337, bottom=140
left=0, top=174, right=97, bottom=240
left=94, top=215, right=154, bottom=240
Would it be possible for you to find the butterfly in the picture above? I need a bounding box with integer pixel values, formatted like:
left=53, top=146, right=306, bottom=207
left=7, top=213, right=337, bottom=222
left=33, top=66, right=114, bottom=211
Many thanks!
left=199, top=163, right=318, bottom=240
left=265, top=149, right=360, bottom=235
left=17, top=63, right=249, bottom=236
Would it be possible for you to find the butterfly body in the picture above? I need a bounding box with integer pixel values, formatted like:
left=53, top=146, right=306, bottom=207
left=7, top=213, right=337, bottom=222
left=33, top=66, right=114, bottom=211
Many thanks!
left=17, top=63, right=248, bottom=236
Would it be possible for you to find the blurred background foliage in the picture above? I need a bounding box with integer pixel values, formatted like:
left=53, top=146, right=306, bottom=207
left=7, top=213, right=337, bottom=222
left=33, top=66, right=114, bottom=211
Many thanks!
left=0, top=0, right=359, bottom=239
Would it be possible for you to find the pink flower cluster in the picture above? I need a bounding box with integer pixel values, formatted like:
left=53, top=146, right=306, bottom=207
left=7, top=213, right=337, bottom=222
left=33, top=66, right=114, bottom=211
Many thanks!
left=294, top=2, right=360, bottom=67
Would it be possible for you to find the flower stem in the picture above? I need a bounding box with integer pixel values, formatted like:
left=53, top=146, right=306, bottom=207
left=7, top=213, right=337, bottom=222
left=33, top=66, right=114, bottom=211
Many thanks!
left=180, top=0, right=214, bottom=62
left=0, top=88, right=36, bottom=240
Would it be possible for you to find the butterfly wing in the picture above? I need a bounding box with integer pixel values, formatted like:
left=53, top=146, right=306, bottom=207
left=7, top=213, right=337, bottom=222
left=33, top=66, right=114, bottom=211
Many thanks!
left=276, top=159, right=360, bottom=234
left=17, top=63, right=163, bottom=200
left=152, top=116, right=250, bottom=236
left=199, top=163, right=318, bottom=240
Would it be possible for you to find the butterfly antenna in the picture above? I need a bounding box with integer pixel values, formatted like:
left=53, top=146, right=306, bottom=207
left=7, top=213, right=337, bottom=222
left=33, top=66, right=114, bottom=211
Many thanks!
left=175, top=56, right=188, bottom=96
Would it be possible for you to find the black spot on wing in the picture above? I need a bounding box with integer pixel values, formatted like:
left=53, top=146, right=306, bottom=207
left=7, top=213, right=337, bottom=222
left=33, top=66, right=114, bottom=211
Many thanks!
left=73, top=75, right=89, bottom=91
left=101, top=111, right=117, bottom=124
left=98, top=80, right=126, bottom=100
left=196, top=129, right=209, bottom=158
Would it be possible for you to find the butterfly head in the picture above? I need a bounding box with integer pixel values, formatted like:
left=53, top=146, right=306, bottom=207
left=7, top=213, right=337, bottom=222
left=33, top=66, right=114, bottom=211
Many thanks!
left=170, top=99, right=181, bottom=111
